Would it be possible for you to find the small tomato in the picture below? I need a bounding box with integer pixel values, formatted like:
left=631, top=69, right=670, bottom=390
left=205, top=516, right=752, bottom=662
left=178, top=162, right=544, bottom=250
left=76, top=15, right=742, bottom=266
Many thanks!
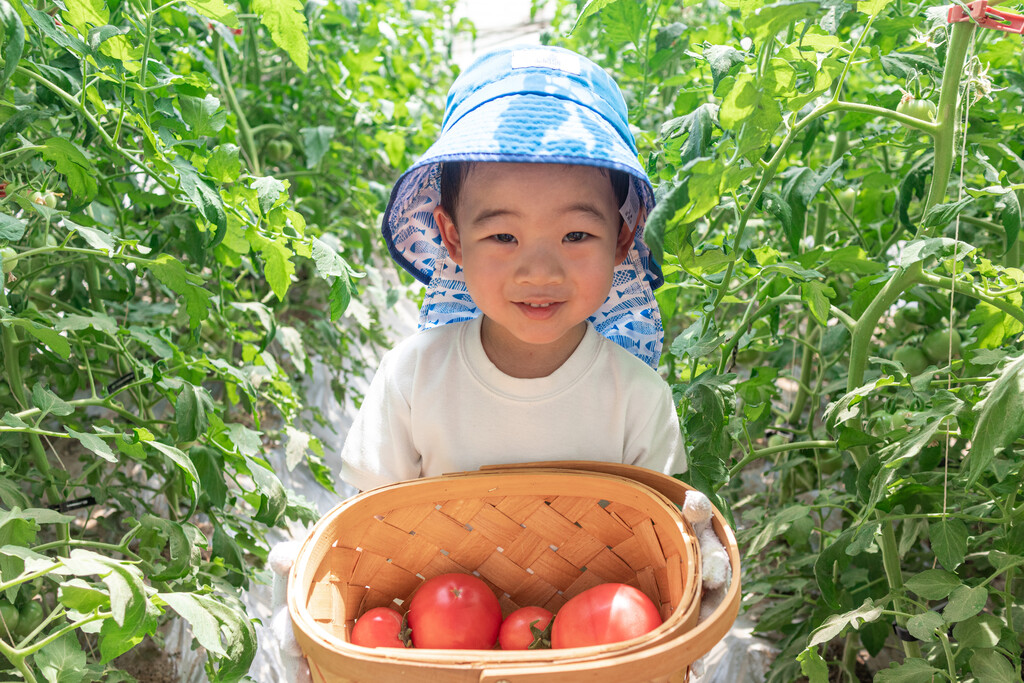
left=550, top=583, right=663, bottom=649
left=893, top=346, right=929, bottom=376
left=498, top=606, right=553, bottom=650
left=350, top=607, right=407, bottom=648
left=922, top=328, right=962, bottom=364
left=837, top=188, right=856, bottom=216
left=1, top=247, right=17, bottom=274
left=0, top=601, right=20, bottom=635
left=897, top=95, right=937, bottom=123
left=14, top=601, right=43, bottom=638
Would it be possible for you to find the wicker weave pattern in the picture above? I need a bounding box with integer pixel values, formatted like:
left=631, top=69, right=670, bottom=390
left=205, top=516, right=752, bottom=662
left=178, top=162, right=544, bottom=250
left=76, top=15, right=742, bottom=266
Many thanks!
left=306, top=492, right=688, bottom=641
left=290, top=464, right=737, bottom=683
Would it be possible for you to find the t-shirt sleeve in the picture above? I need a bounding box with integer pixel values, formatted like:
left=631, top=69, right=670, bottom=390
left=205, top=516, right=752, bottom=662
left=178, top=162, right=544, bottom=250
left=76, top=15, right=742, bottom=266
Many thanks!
left=625, top=380, right=687, bottom=477
left=339, top=351, right=421, bottom=491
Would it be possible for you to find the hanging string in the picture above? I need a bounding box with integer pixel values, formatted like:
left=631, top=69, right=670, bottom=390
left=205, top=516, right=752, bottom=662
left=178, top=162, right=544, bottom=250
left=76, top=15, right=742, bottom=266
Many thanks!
left=943, top=30, right=976, bottom=521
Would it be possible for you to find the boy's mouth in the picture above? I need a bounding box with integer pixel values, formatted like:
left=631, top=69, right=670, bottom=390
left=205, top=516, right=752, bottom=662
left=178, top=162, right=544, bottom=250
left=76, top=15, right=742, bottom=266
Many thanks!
left=515, top=300, right=563, bottom=318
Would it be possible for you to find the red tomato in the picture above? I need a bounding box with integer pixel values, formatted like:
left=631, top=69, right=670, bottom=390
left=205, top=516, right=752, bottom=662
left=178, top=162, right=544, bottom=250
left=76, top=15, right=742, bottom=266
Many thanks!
left=406, top=573, right=502, bottom=649
left=550, top=583, right=663, bottom=648
left=499, top=606, right=553, bottom=650
left=350, top=607, right=406, bottom=648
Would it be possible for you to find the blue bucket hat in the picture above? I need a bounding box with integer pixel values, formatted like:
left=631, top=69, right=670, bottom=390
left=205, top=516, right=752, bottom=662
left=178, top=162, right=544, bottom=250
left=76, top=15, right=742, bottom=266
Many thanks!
left=382, top=45, right=665, bottom=367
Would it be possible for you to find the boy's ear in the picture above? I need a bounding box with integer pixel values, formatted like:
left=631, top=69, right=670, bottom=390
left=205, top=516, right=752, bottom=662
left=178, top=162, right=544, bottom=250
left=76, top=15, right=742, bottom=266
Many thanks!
left=615, top=221, right=635, bottom=264
left=434, top=206, right=463, bottom=264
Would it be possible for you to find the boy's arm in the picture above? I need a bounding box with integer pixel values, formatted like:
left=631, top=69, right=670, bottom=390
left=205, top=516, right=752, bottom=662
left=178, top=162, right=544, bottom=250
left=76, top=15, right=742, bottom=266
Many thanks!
left=340, top=353, right=421, bottom=491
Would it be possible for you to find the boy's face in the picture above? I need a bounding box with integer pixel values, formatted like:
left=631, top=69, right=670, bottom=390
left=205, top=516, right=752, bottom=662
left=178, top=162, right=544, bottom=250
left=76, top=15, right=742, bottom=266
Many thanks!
left=434, top=162, right=633, bottom=371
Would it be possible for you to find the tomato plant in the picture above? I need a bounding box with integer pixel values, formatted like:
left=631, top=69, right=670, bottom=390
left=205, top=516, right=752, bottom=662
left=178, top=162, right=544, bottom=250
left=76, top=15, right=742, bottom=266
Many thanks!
left=0, top=0, right=460, bottom=679
left=406, top=573, right=502, bottom=650
left=498, top=606, right=553, bottom=650
left=550, top=583, right=662, bottom=649
left=350, top=607, right=407, bottom=648
left=552, top=0, right=1024, bottom=680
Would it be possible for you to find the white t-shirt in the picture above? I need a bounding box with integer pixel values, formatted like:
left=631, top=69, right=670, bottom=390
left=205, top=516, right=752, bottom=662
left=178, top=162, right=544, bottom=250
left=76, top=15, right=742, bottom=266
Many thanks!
left=340, top=316, right=687, bottom=492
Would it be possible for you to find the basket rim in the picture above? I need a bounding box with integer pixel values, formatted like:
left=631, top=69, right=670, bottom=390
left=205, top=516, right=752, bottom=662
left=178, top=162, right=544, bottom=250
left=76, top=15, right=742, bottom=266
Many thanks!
left=288, top=467, right=701, bottom=664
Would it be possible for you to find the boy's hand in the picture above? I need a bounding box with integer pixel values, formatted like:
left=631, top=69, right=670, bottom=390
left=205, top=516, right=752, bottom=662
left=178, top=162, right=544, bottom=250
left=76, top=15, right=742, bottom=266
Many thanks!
left=269, top=541, right=312, bottom=683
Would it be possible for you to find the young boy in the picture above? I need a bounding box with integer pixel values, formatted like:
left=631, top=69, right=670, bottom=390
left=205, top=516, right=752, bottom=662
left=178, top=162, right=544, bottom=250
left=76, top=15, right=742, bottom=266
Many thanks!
left=340, top=44, right=686, bottom=491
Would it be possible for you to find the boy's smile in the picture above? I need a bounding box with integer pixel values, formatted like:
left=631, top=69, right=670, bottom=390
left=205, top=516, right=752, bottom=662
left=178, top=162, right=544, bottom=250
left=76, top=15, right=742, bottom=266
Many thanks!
left=434, top=162, right=633, bottom=378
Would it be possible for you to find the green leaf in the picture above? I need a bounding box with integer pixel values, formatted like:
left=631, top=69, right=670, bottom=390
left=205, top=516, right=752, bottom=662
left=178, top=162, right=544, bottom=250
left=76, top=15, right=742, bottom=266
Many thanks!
left=61, top=0, right=109, bottom=35
left=250, top=176, right=286, bottom=216
left=248, top=457, right=286, bottom=525
left=898, top=237, right=975, bottom=267
left=146, top=254, right=213, bottom=329
left=743, top=2, right=819, bottom=43
left=966, top=353, right=1024, bottom=486
left=225, top=423, right=261, bottom=457
left=66, top=428, right=117, bottom=463
left=748, top=505, right=809, bottom=555
left=36, top=632, right=89, bottom=683
left=159, top=592, right=228, bottom=657
left=212, top=525, right=247, bottom=588
left=142, top=515, right=202, bottom=581
left=704, top=45, right=746, bottom=92
left=66, top=219, right=117, bottom=256
left=952, top=613, right=1002, bottom=649
left=299, top=126, right=335, bottom=169
left=32, top=383, right=74, bottom=418
left=175, top=382, right=214, bottom=444
left=808, top=599, right=884, bottom=648
left=196, top=595, right=257, bottom=682
left=2, top=315, right=72, bottom=359
left=797, top=647, right=829, bottom=683
left=814, top=526, right=855, bottom=608
left=941, top=584, right=986, bottom=623
left=0, top=213, right=27, bottom=241
left=148, top=441, right=199, bottom=493
left=58, top=578, right=109, bottom=613
left=0, top=0, right=26, bottom=95
left=179, top=94, right=226, bottom=137
left=252, top=0, right=309, bottom=72
left=997, top=187, right=1020, bottom=253
left=969, top=650, right=1018, bottom=683
left=184, top=0, right=239, bottom=26
left=41, top=137, right=97, bottom=202
left=207, top=144, right=242, bottom=185
left=170, top=157, right=226, bottom=235
left=904, top=569, right=960, bottom=600
left=569, top=0, right=623, bottom=34
left=329, top=275, right=352, bottom=321
left=923, top=196, right=974, bottom=229
left=857, top=0, right=894, bottom=17
left=801, top=281, right=835, bottom=326
left=246, top=229, right=294, bottom=301
left=906, top=610, right=943, bottom=641
left=929, top=517, right=968, bottom=570
left=874, top=657, right=943, bottom=682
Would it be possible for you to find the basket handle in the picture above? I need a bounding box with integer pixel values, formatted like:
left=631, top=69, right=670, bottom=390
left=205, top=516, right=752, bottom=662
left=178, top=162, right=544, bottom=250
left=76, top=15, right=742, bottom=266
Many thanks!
left=476, top=460, right=696, bottom=508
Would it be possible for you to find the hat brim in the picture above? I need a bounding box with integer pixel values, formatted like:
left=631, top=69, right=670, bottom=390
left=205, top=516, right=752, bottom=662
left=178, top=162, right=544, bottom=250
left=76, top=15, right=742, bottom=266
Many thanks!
left=381, top=92, right=665, bottom=367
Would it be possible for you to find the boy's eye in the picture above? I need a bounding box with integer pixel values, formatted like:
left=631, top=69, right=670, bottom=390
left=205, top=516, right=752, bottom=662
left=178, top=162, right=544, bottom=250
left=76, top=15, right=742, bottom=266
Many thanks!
left=493, top=233, right=516, bottom=243
left=564, top=231, right=587, bottom=242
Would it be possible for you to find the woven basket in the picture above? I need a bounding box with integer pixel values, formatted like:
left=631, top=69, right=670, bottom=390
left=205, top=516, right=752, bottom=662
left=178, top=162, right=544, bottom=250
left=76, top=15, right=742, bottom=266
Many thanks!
left=288, top=461, right=740, bottom=683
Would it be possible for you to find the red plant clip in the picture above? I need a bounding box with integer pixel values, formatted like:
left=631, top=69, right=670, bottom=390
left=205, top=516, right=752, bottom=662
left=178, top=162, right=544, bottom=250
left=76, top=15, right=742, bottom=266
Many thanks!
left=947, top=0, right=1024, bottom=34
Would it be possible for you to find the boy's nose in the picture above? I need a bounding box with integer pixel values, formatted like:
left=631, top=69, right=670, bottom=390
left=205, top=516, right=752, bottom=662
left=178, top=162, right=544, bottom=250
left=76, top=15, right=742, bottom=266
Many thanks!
left=514, top=246, right=564, bottom=285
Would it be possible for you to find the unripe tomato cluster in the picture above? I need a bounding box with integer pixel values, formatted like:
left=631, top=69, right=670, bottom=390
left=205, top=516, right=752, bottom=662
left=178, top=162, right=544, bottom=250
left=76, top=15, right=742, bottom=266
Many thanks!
left=0, top=598, right=45, bottom=640
left=349, top=572, right=662, bottom=651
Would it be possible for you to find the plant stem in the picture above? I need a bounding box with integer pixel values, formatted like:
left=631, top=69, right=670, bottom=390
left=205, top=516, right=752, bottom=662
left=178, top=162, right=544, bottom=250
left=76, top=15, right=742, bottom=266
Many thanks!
left=215, top=35, right=261, bottom=176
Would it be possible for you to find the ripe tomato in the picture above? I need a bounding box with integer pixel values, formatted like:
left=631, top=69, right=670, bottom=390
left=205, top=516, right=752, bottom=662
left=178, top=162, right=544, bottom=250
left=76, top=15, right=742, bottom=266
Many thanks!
left=406, top=573, right=502, bottom=649
left=550, top=583, right=663, bottom=649
left=498, top=606, right=553, bottom=650
left=350, top=607, right=406, bottom=648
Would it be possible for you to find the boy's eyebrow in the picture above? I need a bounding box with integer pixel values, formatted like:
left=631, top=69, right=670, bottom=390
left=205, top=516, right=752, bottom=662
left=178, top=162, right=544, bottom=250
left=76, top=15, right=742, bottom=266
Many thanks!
left=468, top=202, right=614, bottom=225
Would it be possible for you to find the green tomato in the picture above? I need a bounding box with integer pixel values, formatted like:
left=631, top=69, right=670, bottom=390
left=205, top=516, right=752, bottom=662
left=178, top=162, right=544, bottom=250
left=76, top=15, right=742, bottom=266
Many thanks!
left=14, top=600, right=43, bottom=638
left=893, top=346, right=929, bottom=376
left=897, top=96, right=937, bottom=124
left=0, top=601, right=20, bottom=634
left=266, top=139, right=293, bottom=163
left=922, top=328, right=962, bottom=364
left=767, top=434, right=787, bottom=449
left=890, top=411, right=908, bottom=430
left=838, top=188, right=856, bottom=215
left=1, top=247, right=17, bottom=274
